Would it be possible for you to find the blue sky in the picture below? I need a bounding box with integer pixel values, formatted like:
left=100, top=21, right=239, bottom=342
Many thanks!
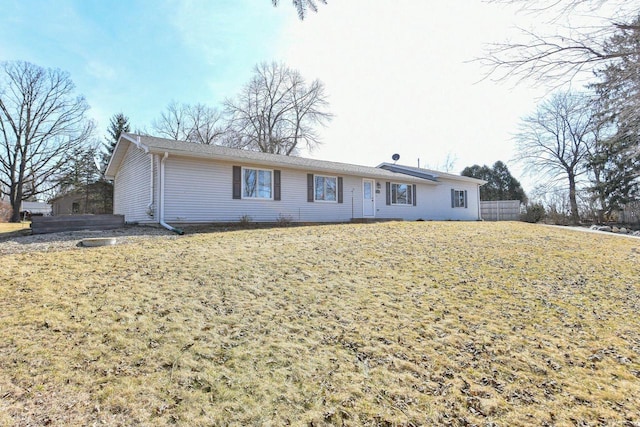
left=1, top=0, right=564, bottom=190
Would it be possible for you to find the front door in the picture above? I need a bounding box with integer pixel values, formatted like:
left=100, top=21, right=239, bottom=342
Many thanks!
left=363, top=179, right=375, bottom=217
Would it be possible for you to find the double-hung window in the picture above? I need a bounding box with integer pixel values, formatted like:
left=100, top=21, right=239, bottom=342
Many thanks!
left=314, top=175, right=337, bottom=202
left=243, top=168, right=272, bottom=199
left=391, top=183, right=413, bottom=205
left=452, top=189, right=467, bottom=208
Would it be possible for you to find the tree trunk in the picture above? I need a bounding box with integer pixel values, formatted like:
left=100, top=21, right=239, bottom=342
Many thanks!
left=9, top=184, right=22, bottom=223
left=568, top=172, right=580, bottom=224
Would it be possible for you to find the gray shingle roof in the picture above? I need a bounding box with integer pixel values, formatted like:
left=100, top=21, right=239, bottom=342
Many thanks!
left=378, top=163, right=486, bottom=185
left=106, top=134, right=482, bottom=185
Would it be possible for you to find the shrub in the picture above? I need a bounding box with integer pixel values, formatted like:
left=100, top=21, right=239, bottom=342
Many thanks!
left=546, top=206, right=571, bottom=225
left=521, top=203, right=545, bottom=223
left=276, top=214, right=293, bottom=226
left=239, top=214, right=252, bottom=225
left=0, top=200, right=10, bottom=222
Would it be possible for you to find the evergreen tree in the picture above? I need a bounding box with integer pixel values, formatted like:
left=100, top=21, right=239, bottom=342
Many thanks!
left=56, top=146, right=102, bottom=194
left=55, top=144, right=113, bottom=214
left=589, top=126, right=640, bottom=217
left=102, top=113, right=130, bottom=171
left=462, top=161, right=527, bottom=202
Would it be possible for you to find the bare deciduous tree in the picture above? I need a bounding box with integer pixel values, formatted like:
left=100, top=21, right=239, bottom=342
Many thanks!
left=187, top=103, right=227, bottom=145
left=481, top=0, right=639, bottom=84
left=515, top=91, right=596, bottom=223
left=224, top=62, right=332, bottom=156
left=271, top=0, right=326, bottom=20
left=152, top=101, right=226, bottom=145
left=0, top=61, right=94, bottom=222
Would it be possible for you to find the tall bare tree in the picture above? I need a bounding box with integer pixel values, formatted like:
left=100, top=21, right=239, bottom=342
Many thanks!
left=515, top=91, right=596, bottom=223
left=271, top=0, right=326, bottom=20
left=224, top=62, right=332, bottom=155
left=152, top=101, right=226, bottom=145
left=0, top=61, right=94, bottom=222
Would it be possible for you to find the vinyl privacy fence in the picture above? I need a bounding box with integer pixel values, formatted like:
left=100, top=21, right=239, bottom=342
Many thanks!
left=481, top=200, right=521, bottom=221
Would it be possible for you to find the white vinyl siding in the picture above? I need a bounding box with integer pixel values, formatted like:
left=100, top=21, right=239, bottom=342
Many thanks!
left=112, top=144, right=154, bottom=223
left=162, top=157, right=359, bottom=223
left=161, top=157, right=483, bottom=223
left=377, top=181, right=480, bottom=221
left=114, top=142, right=482, bottom=223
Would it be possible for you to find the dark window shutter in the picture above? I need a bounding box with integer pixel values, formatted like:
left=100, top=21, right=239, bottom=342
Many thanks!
left=464, top=190, right=468, bottom=208
left=337, top=177, right=343, bottom=204
left=451, top=189, right=455, bottom=208
left=273, top=170, right=281, bottom=201
left=232, top=166, right=241, bottom=199
left=412, top=184, right=417, bottom=206
left=307, top=174, right=314, bottom=202
left=386, top=182, right=391, bottom=205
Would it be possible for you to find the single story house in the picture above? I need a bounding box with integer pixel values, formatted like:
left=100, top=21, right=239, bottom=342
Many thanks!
left=104, top=134, right=485, bottom=229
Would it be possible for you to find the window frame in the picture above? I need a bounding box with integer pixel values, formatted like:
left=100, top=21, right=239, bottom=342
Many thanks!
left=314, top=174, right=338, bottom=203
left=391, top=182, right=413, bottom=206
left=241, top=167, right=273, bottom=200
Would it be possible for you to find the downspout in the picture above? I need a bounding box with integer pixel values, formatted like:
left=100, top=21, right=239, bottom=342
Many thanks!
left=159, top=152, right=184, bottom=235
left=147, top=154, right=154, bottom=217
left=477, top=185, right=482, bottom=221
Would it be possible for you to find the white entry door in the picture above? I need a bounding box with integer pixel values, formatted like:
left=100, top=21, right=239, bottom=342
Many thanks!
left=363, top=179, right=375, bottom=217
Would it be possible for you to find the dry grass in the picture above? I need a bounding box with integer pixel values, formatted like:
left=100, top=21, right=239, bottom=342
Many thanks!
left=0, top=222, right=30, bottom=236
left=0, top=221, right=639, bottom=426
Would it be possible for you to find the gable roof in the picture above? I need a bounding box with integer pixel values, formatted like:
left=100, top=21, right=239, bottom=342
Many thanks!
left=105, top=134, right=483, bottom=185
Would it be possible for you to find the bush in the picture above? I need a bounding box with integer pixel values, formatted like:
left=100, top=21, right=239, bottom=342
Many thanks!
left=546, top=206, right=571, bottom=225
left=521, top=203, right=545, bottom=223
left=276, top=214, right=293, bottom=226
left=0, top=200, right=11, bottom=222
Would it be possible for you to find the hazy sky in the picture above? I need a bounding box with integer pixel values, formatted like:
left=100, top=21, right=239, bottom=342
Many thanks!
left=1, top=0, right=563, bottom=191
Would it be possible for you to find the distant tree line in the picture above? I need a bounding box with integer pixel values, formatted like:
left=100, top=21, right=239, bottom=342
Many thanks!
left=461, top=161, right=527, bottom=203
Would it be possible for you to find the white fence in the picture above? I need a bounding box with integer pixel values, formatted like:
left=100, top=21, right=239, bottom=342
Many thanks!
left=481, top=200, right=521, bottom=221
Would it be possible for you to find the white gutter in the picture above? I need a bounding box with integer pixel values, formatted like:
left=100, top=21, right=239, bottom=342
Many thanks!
left=159, top=152, right=184, bottom=235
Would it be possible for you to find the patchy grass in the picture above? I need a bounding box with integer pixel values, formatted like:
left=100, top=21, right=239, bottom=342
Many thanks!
left=0, top=222, right=639, bottom=426
left=0, top=222, right=30, bottom=238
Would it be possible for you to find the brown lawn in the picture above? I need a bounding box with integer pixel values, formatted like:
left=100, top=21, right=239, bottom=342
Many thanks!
left=0, top=222, right=30, bottom=236
left=0, top=221, right=638, bottom=426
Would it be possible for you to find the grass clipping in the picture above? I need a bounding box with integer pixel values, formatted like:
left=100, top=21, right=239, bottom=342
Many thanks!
left=1, top=222, right=639, bottom=426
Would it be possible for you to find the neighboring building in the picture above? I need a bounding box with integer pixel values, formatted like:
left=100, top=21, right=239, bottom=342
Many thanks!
left=104, top=134, right=486, bottom=226
left=20, top=201, right=52, bottom=218
left=50, top=181, right=113, bottom=216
